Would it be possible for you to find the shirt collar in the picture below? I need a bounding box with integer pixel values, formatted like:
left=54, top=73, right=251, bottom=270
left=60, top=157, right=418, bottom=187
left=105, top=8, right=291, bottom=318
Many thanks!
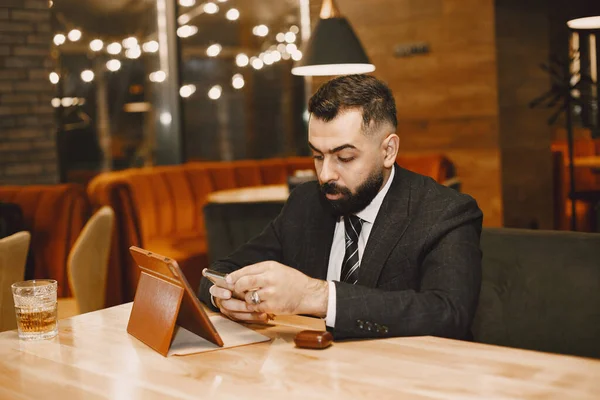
left=355, top=166, right=395, bottom=224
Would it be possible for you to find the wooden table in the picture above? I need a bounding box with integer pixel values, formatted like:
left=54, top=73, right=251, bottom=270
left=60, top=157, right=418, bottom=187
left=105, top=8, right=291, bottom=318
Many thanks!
left=206, top=184, right=289, bottom=204
left=1, top=304, right=599, bottom=399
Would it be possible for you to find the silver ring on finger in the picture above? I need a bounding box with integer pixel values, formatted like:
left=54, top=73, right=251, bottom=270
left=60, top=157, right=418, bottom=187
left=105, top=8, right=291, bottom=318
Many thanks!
left=250, top=290, right=261, bottom=305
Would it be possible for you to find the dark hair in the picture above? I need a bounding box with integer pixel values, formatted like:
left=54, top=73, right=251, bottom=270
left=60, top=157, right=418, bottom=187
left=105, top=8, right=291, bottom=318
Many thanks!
left=308, top=74, right=397, bottom=133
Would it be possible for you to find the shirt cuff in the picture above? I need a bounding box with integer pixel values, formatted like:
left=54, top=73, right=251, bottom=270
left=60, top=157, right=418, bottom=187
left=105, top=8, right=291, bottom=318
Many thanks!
left=325, top=281, right=336, bottom=327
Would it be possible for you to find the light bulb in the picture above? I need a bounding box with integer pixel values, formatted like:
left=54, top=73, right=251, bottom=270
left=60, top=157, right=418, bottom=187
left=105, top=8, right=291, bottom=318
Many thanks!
left=49, top=72, right=59, bottom=84
left=226, top=8, right=239, bottom=21
left=285, top=32, right=296, bottom=43
left=149, top=71, right=166, bottom=83
left=126, top=46, right=142, bottom=59
left=68, top=29, right=81, bottom=42
left=89, top=39, right=103, bottom=52
left=251, top=57, right=264, bottom=70
left=122, top=37, right=138, bottom=49
left=208, top=85, right=222, bottom=100
left=236, top=53, right=249, bottom=67
left=106, top=59, right=121, bottom=72
left=81, top=70, right=94, bottom=82
left=231, top=73, right=244, bottom=89
left=179, top=84, right=196, bottom=98
left=107, top=42, right=122, bottom=55
left=203, top=2, right=219, bottom=14
left=177, top=25, right=198, bottom=38
left=142, top=41, right=159, bottom=53
left=206, top=43, right=222, bottom=57
left=53, top=34, right=66, bottom=46
left=252, top=25, right=268, bottom=37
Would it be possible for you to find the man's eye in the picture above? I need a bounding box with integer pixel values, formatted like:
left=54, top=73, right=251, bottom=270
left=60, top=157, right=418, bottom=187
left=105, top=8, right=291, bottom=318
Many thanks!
left=313, top=154, right=324, bottom=161
left=338, top=156, right=354, bottom=163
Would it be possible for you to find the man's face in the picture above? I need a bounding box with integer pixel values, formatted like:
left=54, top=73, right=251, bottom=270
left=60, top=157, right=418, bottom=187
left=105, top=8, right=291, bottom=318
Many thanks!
left=308, top=110, right=387, bottom=216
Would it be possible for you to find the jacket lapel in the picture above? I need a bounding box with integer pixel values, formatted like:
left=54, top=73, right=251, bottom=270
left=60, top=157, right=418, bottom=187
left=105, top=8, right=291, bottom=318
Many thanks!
left=358, top=165, right=412, bottom=287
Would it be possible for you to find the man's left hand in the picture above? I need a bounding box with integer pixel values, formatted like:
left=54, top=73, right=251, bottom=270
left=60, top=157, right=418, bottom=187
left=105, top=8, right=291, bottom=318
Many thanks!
left=225, top=261, right=328, bottom=317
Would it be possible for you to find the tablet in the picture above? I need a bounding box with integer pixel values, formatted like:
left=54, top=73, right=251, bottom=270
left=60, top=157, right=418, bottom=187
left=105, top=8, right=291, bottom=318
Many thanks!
left=128, top=246, right=224, bottom=348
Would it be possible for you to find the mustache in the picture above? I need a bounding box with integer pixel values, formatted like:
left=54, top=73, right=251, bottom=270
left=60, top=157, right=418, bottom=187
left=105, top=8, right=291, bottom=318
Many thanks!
left=320, top=182, right=351, bottom=196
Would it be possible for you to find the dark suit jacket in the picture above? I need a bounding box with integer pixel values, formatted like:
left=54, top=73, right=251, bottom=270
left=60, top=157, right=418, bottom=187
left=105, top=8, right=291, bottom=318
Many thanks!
left=198, top=164, right=483, bottom=340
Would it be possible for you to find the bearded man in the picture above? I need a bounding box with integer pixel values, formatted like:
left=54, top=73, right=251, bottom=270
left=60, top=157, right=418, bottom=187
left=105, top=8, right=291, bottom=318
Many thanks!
left=198, top=74, right=483, bottom=340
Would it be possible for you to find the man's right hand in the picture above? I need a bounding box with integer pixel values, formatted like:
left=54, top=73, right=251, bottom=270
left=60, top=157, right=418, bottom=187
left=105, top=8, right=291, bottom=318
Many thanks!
left=209, top=285, right=269, bottom=323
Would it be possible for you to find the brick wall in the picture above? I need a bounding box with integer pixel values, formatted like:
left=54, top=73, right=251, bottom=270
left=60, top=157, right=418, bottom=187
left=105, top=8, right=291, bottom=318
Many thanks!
left=0, top=0, right=58, bottom=185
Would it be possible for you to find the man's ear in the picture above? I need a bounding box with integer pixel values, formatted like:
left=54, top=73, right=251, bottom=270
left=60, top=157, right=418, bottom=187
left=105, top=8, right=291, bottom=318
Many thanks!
left=382, top=133, right=399, bottom=168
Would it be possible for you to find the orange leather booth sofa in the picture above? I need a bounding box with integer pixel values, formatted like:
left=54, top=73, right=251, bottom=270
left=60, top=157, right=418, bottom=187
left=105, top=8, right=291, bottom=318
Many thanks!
left=0, top=184, right=90, bottom=297
left=88, top=154, right=456, bottom=307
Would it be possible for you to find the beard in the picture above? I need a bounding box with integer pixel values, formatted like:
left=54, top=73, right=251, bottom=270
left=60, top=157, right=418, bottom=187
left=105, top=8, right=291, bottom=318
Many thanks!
left=320, top=167, right=385, bottom=217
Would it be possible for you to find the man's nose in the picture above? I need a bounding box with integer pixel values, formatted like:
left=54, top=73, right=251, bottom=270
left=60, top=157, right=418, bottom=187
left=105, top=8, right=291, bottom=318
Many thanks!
left=319, top=157, right=338, bottom=183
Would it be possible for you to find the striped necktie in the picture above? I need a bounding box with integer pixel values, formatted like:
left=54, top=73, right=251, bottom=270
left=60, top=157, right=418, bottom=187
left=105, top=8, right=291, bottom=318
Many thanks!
left=341, top=215, right=363, bottom=284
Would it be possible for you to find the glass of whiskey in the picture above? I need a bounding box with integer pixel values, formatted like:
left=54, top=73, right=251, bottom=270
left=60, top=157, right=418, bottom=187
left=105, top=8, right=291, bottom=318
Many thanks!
left=11, top=279, right=58, bottom=340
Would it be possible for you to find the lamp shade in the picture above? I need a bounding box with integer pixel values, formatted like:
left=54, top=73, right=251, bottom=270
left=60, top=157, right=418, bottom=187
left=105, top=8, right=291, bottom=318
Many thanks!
left=291, top=16, right=375, bottom=76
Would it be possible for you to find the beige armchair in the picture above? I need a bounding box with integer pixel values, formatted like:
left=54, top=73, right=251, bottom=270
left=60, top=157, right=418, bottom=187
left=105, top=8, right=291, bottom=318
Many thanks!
left=58, top=206, right=114, bottom=319
left=0, top=232, right=31, bottom=332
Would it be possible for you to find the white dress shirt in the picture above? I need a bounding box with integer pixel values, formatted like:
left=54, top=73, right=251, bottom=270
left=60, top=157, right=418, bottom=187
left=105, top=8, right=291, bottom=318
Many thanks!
left=325, top=167, right=395, bottom=327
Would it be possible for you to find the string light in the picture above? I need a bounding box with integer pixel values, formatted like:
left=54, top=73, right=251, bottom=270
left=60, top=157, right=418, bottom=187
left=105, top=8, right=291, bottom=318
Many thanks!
left=179, top=84, right=196, bottom=98
left=126, top=46, right=142, bottom=59
left=68, top=29, right=81, bottom=42
left=235, top=53, right=249, bottom=67
left=142, top=41, right=159, bottom=53
left=106, top=59, right=121, bottom=72
left=290, top=25, right=299, bottom=34
left=61, top=97, right=74, bottom=107
left=177, top=25, right=198, bottom=38
left=81, top=70, right=94, bottom=82
left=51, top=98, right=61, bottom=108
left=53, top=34, right=66, bottom=46
left=276, top=33, right=285, bottom=42
left=122, top=37, right=138, bottom=49
left=107, top=42, right=122, bottom=55
left=231, top=73, right=244, bottom=89
left=149, top=71, right=167, bottom=83
left=89, top=39, right=103, bottom=51
left=285, top=32, right=296, bottom=43
left=263, top=52, right=275, bottom=65
left=225, top=8, right=239, bottom=21
left=251, top=57, right=264, bottom=70
left=160, top=112, right=172, bottom=125
left=178, top=15, right=191, bottom=24
left=206, top=43, right=222, bottom=57
left=203, top=2, right=219, bottom=14
left=291, top=50, right=303, bottom=61
left=208, top=85, right=222, bottom=100
left=49, top=72, right=59, bottom=84
left=286, top=43, right=297, bottom=54
left=252, top=25, right=268, bottom=37
left=179, top=0, right=195, bottom=6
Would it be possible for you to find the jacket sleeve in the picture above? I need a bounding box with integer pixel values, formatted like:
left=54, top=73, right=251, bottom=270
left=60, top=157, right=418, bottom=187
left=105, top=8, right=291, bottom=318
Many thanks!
left=329, top=195, right=483, bottom=340
left=197, top=186, right=307, bottom=309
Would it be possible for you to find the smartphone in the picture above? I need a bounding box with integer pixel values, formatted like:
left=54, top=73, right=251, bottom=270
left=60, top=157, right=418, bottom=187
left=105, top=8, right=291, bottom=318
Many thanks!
left=202, top=268, right=229, bottom=288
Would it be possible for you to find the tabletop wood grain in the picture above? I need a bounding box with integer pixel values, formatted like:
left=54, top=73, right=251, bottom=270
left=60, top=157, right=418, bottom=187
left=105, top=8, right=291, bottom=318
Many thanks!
left=1, top=303, right=599, bottom=399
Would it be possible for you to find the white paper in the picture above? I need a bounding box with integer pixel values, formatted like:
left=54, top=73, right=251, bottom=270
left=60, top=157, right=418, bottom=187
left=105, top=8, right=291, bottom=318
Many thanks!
left=168, top=315, right=271, bottom=356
